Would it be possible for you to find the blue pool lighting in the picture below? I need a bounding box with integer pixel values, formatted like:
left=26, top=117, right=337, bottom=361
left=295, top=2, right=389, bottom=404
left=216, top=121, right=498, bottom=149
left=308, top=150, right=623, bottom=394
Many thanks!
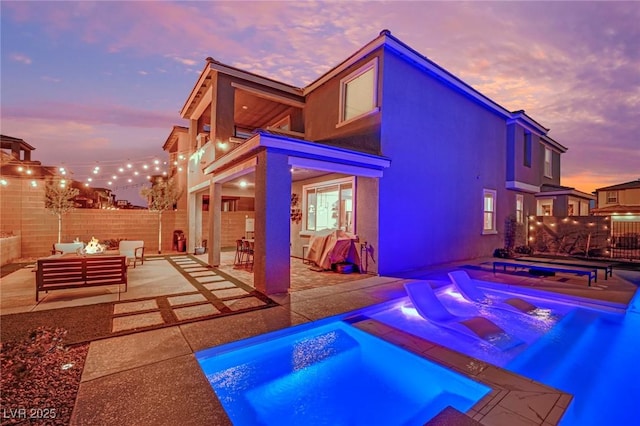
left=366, top=280, right=640, bottom=425
left=197, top=320, right=490, bottom=425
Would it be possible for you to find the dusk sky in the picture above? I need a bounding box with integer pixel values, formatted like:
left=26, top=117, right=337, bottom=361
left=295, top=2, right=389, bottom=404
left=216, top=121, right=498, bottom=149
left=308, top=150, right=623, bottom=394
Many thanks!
left=1, top=1, right=638, bottom=204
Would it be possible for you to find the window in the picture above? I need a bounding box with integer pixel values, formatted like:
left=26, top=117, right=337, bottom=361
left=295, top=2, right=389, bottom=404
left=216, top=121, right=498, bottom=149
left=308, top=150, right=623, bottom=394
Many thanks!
left=606, top=191, right=618, bottom=204
left=303, top=177, right=354, bottom=233
left=580, top=201, right=590, bottom=216
left=537, top=199, right=553, bottom=216
left=483, top=189, right=497, bottom=234
left=339, top=58, right=378, bottom=124
left=544, top=147, right=553, bottom=178
left=515, top=194, right=524, bottom=223
left=523, top=132, right=532, bottom=167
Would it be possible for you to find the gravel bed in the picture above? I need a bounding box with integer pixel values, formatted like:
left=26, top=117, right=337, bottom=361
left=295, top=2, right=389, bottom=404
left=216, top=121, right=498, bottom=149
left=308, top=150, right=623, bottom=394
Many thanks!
left=1, top=327, right=88, bottom=425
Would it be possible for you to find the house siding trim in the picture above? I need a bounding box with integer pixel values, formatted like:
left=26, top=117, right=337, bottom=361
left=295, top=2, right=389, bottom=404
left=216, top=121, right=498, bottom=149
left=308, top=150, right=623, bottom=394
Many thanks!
left=203, top=132, right=390, bottom=176
left=506, top=180, right=540, bottom=193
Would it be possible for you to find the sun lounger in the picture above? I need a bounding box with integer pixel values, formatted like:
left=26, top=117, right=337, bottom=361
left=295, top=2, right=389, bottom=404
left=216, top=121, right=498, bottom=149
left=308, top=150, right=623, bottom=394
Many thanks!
left=449, top=270, right=542, bottom=315
left=404, top=281, right=523, bottom=351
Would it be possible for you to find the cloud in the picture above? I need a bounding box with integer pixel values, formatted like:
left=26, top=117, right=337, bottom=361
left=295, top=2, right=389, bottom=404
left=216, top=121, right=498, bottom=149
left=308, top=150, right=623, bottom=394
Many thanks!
left=10, top=53, right=32, bottom=64
left=168, top=56, right=197, bottom=66
left=41, top=76, right=61, bottom=83
left=2, top=0, right=638, bottom=192
left=3, top=101, right=178, bottom=129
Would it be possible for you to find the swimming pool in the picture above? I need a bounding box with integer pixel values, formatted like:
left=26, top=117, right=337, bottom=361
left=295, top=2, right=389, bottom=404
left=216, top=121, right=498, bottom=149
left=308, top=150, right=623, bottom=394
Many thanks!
left=365, top=280, right=640, bottom=425
left=196, top=320, right=490, bottom=425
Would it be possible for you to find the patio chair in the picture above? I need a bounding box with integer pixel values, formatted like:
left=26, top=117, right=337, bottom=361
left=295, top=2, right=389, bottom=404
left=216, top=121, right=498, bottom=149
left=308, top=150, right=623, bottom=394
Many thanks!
left=448, top=270, right=544, bottom=316
left=404, top=280, right=523, bottom=351
left=52, top=242, right=84, bottom=255
left=118, top=240, right=145, bottom=268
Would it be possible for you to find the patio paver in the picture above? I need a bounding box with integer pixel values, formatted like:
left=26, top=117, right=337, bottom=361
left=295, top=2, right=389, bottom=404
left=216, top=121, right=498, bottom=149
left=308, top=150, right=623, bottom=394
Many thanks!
left=111, top=312, right=164, bottom=332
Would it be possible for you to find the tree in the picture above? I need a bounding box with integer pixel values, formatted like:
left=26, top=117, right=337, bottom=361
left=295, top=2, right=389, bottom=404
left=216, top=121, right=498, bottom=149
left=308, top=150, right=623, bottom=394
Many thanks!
left=45, top=178, right=80, bottom=243
left=140, top=177, right=181, bottom=254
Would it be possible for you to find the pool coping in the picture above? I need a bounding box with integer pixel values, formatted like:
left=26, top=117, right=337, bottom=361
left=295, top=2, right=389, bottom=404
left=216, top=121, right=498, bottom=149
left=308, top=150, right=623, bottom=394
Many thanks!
left=351, top=317, right=572, bottom=425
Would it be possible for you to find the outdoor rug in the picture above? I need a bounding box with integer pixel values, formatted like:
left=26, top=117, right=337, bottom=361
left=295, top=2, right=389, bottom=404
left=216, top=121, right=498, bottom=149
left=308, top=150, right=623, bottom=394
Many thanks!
left=0, top=255, right=278, bottom=345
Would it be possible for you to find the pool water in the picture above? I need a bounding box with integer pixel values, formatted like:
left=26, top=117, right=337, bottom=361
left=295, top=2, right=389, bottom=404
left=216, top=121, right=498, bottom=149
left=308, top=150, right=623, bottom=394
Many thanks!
left=366, top=283, right=640, bottom=426
left=507, top=305, right=640, bottom=425
left=197, top=320, right=490, bottom=425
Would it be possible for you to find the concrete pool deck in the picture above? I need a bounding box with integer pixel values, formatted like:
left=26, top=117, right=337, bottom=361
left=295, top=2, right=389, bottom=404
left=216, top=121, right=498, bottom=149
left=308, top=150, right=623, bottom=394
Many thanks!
left=2, top=255, right=638, bottom=425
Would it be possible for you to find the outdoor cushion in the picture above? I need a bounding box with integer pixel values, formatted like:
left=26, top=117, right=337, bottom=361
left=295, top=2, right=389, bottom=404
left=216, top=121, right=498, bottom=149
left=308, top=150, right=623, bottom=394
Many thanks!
left=118, top=240, right=145, bottom=268
left=53, top=242, right=84, bottom=255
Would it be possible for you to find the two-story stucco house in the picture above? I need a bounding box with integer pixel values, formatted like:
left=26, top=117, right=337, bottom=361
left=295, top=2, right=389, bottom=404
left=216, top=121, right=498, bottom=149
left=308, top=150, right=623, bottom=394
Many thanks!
left=592, top=179, right=640, bottom=251
left=175, top=30, right=584, bottom=294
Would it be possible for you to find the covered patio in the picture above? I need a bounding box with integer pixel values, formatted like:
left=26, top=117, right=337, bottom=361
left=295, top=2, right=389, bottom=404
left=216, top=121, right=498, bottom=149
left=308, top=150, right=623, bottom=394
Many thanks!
left=202, top=130, right=390, bottom=295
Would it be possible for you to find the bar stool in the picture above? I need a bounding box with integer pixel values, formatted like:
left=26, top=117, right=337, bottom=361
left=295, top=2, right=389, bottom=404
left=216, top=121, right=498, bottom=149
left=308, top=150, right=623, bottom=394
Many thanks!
left=242, top=239, right=254, bottom=271
left=234, top=239, right=245, bottom=265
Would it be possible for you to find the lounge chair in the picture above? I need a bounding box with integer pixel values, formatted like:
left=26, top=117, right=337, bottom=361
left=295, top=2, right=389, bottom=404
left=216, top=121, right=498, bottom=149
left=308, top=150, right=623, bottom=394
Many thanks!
left=448, top=270, right=545, bottom=316
left=404, top=281, right=523, bottom=351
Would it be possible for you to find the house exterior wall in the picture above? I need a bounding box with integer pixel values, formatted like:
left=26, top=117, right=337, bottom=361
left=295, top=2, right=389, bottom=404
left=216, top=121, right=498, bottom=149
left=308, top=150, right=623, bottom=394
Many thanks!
left=376, top=47, right=509, bottom=274
left=290, top=172, right=347, bottom=258
left=597, top=187, right=640, bottom=209
left=540, top=144, right=561, bottom=186
left=354, top=176, right=379, bottom=274
left=506, top=123, right=543, bottom=187
left=304, top=50, right=383, bottom=155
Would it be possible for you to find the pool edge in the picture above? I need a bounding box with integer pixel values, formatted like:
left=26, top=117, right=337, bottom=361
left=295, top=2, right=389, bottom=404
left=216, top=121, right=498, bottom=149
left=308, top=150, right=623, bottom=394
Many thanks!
left=350, top=317, right=572, bottom=425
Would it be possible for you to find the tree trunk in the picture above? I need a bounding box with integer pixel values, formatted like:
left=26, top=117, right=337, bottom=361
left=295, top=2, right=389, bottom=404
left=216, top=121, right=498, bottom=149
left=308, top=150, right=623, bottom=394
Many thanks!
left=158, top=211, right=162, bottom=254
left=57, top=214, right=62, bottom=243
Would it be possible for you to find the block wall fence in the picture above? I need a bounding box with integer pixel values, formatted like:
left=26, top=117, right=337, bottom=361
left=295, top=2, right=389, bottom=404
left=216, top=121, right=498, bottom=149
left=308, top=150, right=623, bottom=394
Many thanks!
left=1, top=178, right=254, bottom=260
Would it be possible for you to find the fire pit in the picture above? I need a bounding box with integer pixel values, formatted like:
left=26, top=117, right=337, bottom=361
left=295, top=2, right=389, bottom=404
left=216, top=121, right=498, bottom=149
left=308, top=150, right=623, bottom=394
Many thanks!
left=80, top=237, right=106, bottom=255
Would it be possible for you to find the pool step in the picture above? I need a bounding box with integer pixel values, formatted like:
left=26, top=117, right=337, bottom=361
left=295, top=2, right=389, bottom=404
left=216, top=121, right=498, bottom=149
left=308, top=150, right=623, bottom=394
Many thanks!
left=506, top=308, right=601, bottom=381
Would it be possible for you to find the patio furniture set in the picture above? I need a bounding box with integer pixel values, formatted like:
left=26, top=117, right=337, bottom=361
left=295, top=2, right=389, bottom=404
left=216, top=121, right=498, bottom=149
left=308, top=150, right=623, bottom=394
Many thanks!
left=35, top=240, right=145, bottom=301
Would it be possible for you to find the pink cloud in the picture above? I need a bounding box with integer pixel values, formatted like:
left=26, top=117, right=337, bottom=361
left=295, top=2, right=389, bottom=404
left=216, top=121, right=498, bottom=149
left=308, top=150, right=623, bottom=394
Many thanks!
left=10, top=53, right=32, bottom=64
left=3, top=101, right=178, bottom=129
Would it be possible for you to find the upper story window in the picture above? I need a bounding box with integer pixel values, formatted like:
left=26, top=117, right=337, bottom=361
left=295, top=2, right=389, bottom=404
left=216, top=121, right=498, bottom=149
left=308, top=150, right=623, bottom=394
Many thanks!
left=544, top=147, right=553, bottom=178
left=303, top=177, right=355, bottom=233
left=339, top=58, right=378, bottom=125
left=606, top=191, right=618, bottom=204
left=483, top=189, right=497, bottom=234
left=515, top=194, right=524, bottom=223
left=523, top=132, right=532, bottom=167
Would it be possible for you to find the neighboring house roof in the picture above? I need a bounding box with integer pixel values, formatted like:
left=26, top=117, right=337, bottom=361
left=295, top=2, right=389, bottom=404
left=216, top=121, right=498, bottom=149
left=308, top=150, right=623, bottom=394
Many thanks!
left=591, top=205, right=640, bottom=215
left=163, top=125, right=189, bottom=152
left=537, top=184, right=595, bottom=200
left=595, top=179, right=640, bottom=192
left=1, top=134, right=36, bottom=152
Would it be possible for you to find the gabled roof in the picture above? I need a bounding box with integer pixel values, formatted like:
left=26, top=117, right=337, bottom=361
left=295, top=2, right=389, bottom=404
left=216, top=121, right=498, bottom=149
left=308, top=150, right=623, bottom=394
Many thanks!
left=162, top=125, right=189, bottom=152
left=595, top=179, right=640, bottom=192
left=538, top=183, right=595, bottom=200
left=185, top=30, right=558, bottom=142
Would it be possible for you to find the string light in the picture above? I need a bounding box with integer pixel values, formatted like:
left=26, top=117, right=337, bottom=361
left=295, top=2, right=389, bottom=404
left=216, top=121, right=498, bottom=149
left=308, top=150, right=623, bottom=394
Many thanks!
left=2, top=149, right=190, bottom=191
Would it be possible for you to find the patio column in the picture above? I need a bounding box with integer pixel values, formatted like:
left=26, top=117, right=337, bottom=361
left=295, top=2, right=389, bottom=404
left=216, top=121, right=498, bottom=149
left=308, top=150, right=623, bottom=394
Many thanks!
left=207, top=182, right=221, bottom=267
left=254, top=150, right=291, bottom=294
left=187, top=192, right=202, bottom=254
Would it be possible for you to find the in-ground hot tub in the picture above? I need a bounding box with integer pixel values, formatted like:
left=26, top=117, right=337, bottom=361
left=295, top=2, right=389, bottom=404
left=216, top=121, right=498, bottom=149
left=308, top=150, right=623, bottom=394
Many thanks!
left=196, top=320, right=490, bottom=425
